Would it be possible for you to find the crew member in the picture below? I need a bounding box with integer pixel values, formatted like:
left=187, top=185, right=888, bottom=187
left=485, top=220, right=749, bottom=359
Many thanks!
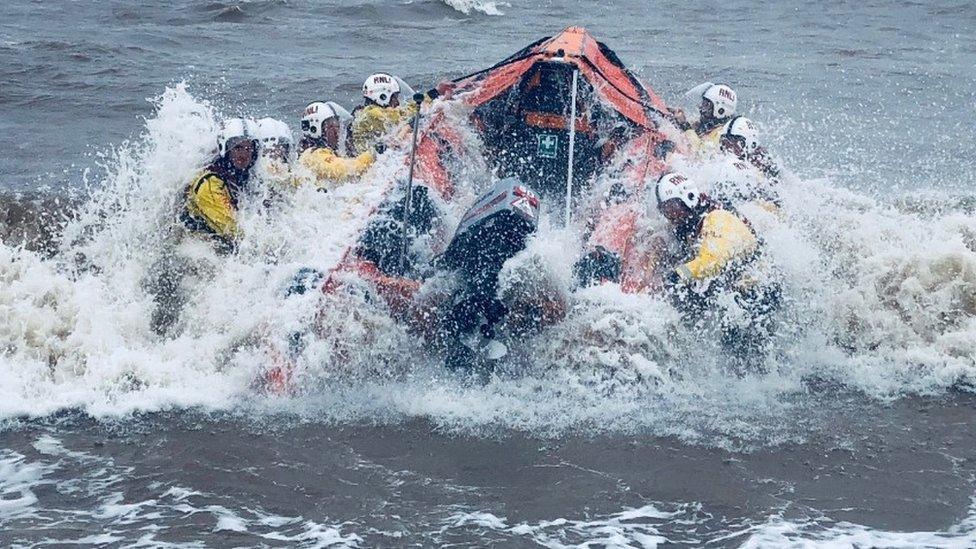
left=181, top=117, right=259, bottom=251
left=674, top=83, right=738, bottom=156
left=654, top=171, right=778, bottom=359
left=254, top=117, right=294, bottom=187
left=152, top=118, right=259, bottom=336
left=298, top=101, right=375, bottom=189
left=709, top=116, right=783, bottom=213
left=719, top=116, right=781, bottom=182
left=350, top=73, right=417, bottom=154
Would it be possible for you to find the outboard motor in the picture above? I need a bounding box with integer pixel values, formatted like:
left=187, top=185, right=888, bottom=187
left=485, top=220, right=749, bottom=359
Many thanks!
left=438, top=177, right=541, bottom=373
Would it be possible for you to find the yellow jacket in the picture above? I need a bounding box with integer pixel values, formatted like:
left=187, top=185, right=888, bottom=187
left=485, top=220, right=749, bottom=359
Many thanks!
left=676, top=209, right=757, bottom=281
left=298, top=147, right=375, bottom=187
left=183, top=171, right=240, bottom=239
left=683, top=123, right=725, bottom=157
left=351, top=103, right=417, bottom=154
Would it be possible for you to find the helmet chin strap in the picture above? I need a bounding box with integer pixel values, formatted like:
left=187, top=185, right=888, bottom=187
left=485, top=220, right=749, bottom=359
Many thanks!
left=299, top=134, right=330, bottom=152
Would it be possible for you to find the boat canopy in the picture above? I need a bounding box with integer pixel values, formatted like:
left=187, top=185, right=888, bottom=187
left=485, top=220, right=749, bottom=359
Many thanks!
left=452, top=26, right=669, bottom=129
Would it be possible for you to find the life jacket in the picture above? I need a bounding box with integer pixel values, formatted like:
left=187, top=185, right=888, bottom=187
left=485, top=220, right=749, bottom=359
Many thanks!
left=684, top=117, right=731, bottom=158
left=674, top=204, right=760, bottom=287
left=351, top=103, right=416, bottom=154
left=181, top=158, right=249, bottom=239
left=297, top=146, right=375, bottom=188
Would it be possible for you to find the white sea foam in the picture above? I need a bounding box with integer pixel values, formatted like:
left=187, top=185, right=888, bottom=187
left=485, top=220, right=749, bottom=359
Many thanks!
left=2, top=435, right=361, bottom=547
left=736, top=500, right=976, bottom=549
left=0, top=84, right=974, bottom=448
left=440, top=499, right=976, bottom=548
left=0, top=449, right=49, bottom=521
left=440, top=0, right=509, bottom=16
left=440, top=504, right=689, bottom=547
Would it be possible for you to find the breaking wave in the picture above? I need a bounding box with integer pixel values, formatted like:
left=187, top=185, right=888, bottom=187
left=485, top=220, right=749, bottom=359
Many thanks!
left=1, top=84, right=975, bottom=448
left=439, top=0, right=509, bottom=16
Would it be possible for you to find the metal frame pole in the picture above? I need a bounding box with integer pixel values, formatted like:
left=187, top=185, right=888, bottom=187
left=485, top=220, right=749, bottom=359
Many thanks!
left=398, top=99, right=423, bottom=275
left=565, top=69, right=579, bottom=226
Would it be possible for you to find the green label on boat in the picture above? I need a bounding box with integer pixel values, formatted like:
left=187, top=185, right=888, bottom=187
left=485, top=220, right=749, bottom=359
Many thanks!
left=537, top=134, right=558, bottom=158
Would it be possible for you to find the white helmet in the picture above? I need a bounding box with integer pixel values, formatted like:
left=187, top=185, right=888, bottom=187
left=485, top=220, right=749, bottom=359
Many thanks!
left=301, top=101, right=352, bottom=140
left=255, top=118, right=292, bottom=148
left=702, top=84, right=737, bottom=119
left=655, top=172, right=702, bottom=210
left=217, top=117, right=257, bottom=157
left=362, top=73, right=401, bottom=107
left=723, top=116, right=760, bottom=152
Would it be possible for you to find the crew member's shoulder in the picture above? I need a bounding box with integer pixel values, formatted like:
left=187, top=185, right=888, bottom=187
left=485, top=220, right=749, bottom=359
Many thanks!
left=299, top=147, right=336, bottom=161
left=701, top=124, right=725, bottom=143
left=356, top=104, right=382, bottom=117
left=704, top=207, right=745, bottom=228
left=189, top=169, right=226, bottom=193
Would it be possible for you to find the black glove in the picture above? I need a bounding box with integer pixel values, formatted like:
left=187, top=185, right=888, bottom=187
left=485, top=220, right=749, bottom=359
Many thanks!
left=213, top=236, right=237, bottom=256
left=664, top=269, right=682, bottom=288
left=605, top=181, right=628, bottom=205
left=573, top=246, right=622, bottom=287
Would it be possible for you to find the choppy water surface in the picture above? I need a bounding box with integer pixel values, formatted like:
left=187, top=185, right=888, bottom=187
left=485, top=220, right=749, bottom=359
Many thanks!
left=2, top=0, right=974, bottom=193
left=2, top=0, right=976, bottom=546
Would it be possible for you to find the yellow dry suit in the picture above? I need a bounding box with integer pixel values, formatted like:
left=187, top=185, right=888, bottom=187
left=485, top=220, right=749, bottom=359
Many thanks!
left=182, top=165, right=247, bottom=246
left=673, top=209, right=758, bottom=284
left=683, top=119, right=729, bottom=158
left=351, top=103, right=418, bottom=154
left=670, top=207, right=778, bottom=359
left=298, top=147, right=375, bottom=189
left=156, top=163, right=248, bottom=336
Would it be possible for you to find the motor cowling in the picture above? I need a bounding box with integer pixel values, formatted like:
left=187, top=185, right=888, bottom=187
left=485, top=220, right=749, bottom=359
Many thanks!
left=442, top=177, right=541, bottom=287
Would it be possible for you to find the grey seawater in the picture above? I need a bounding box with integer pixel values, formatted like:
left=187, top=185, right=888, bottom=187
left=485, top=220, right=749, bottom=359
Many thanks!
left=1, top=0, right=973, bottom=194
left=2, top=0, right=976, bottom=546
left=2, top=395, right=976, bottom=546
